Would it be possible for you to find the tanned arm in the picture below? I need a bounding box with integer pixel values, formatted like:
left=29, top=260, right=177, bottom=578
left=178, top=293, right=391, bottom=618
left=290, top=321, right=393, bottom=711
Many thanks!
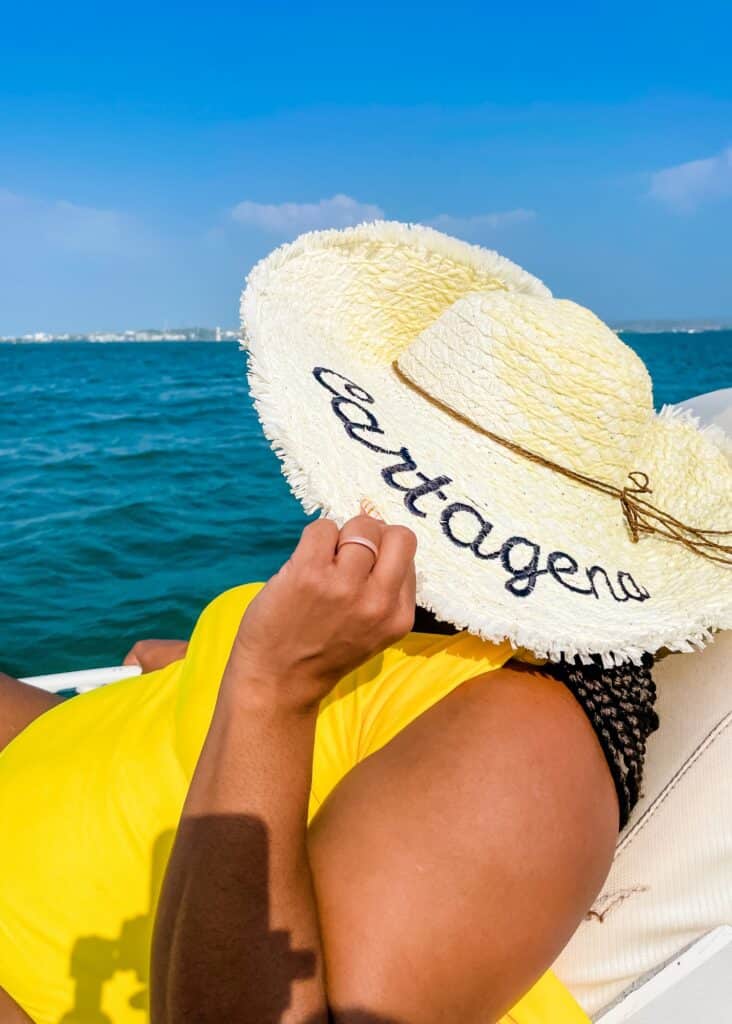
left=151, top=511, right=617, bottom=1022
left=150, top=514, right=417, bottom=1024
left=152, top=684, right=327, bottom=1022
left=0, top=672, right=62, bottom=753
left=1, top=635, right=189, bottom=755
left=307, top=663, right=618, bottom=1022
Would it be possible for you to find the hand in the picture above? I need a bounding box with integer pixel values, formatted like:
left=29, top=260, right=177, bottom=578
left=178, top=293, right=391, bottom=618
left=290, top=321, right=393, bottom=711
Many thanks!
left=226, top=513, right=417, bottom=712
left=123, top=639, right=189, bottom=673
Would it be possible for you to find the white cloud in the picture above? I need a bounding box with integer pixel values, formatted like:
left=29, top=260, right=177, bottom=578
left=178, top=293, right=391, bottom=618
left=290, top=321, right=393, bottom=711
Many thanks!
left=231, top=193, right=384, bottom=233
left=429, top=208, right=536, bottom=234
left=649, top=145, right=732, bottom=211
left=0, top=188, right=131, bottom=253
left=44, top=200, right=127, bottom=253
left=229, top=194, right=537, bottom=239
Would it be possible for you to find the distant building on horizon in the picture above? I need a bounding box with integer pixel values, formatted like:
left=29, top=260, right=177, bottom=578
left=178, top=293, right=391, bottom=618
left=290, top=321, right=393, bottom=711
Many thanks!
left=2, top=321, right=731, bottom=344
left=0, top=327, right=241, bottom=343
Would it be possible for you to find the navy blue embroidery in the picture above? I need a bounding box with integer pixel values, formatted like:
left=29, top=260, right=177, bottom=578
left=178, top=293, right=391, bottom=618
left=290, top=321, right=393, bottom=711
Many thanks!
left=587, top=566, right=630, bottom=603
left=313, top=367, right=375, bottom=404
left=440, top=502, right=497, bottom=557
left=312, top=366, right=651, bottom=604
left=547, top=551, right=595, bottom=595
left=618, top=572, right=650, bottom=601
left=332, top=396, right=398, bottom=453
left=381, top=454, right=452, bottom=518
left=313, top=368, right=401, bottom=455
left=500, top=536, right=549, bottom=598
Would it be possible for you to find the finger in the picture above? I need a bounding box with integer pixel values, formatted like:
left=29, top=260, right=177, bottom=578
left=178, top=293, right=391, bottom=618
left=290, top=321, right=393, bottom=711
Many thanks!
left=335, top=514, right=387, bottom=579
left=388, top=537, right=417, bottom=637
left=289, top=518, right=340, bottom=569
left=360, top=498, right=385, bottom=522
left=123, top=645, right=142, bottom=667
left=369, top=524, right=417, bottom=597
left=397, top=555, right=417, bottom=627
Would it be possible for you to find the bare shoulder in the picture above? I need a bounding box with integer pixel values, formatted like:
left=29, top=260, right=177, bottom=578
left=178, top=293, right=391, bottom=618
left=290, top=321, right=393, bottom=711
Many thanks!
left=307, top=665, right=618, bottom=1023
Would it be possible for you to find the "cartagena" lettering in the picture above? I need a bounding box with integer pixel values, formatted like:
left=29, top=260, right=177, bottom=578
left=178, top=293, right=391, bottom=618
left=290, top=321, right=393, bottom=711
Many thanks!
left=313, top=366, right=651, bottom=605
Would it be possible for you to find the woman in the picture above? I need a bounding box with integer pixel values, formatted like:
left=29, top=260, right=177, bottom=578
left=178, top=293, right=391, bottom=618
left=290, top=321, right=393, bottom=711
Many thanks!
left=0, top=222, right=729, bottom=1023
left=0, top=524, right=630, bottom=1023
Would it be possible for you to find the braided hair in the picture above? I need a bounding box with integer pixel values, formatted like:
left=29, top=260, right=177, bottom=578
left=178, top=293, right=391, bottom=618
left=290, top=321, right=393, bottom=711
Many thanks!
left=542, top=654, right=659, bottom=828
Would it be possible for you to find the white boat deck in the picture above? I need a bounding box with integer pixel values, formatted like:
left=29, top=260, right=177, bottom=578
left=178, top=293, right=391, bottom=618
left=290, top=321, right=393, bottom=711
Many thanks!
left=595, top=927, right=732, bottom=1022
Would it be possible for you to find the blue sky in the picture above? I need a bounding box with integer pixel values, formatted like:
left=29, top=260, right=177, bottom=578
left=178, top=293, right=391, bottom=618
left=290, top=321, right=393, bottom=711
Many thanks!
left=1, top=0, right=731, bottom=333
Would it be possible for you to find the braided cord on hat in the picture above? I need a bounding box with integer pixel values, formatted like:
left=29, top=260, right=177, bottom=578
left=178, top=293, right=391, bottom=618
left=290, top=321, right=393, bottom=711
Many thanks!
left=392, top=360, right=732, bottom=565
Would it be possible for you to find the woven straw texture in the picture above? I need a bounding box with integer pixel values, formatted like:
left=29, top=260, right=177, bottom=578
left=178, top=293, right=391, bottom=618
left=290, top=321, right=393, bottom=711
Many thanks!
left=241, top=221, right=732, bottom=663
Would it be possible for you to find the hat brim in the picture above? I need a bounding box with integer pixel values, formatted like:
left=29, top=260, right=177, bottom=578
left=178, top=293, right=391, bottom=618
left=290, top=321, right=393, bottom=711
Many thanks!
left=241, top=222, right=732, bottom=664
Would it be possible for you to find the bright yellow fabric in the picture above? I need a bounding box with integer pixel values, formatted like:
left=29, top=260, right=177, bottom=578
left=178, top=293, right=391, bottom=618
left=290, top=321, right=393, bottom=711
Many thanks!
left=0, top=582, right=589, bottom=1023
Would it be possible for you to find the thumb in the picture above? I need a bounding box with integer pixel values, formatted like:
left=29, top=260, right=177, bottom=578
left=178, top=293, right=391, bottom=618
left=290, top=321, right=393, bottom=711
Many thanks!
left=123, top=647, right=142, bottom=668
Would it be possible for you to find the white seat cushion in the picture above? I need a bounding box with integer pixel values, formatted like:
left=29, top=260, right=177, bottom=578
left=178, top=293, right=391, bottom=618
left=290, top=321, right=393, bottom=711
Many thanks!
left=553, top=630, right=732, bottom=1017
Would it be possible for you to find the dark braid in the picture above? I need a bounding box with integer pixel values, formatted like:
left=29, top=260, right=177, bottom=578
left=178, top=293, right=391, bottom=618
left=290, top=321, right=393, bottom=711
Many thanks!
left=541, top=654, right=659, bottom=828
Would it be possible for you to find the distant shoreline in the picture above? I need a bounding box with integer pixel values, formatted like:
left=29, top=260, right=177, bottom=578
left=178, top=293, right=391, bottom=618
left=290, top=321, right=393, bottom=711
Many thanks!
left=0, top=328, right=240, bottom=344
left=0, top=342, right=237, bottom=350
left=613, top=321, right=732, bottom=335
left=1, top=322, right=731, bottom=343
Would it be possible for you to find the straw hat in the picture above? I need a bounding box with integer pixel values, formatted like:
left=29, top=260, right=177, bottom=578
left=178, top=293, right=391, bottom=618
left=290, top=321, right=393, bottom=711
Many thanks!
left=240, top=221, right=732, bottom=664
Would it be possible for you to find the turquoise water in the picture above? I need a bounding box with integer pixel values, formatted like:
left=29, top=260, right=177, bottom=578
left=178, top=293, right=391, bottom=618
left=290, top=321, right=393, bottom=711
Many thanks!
left=2, top=334, right=731, bottom=677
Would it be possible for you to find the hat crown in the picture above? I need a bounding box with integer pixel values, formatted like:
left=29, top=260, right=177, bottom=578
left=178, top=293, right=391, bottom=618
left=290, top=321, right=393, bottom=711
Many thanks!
left=244, top=220, right=732, bottom=663
left=396, top=292, right=654, bottom=486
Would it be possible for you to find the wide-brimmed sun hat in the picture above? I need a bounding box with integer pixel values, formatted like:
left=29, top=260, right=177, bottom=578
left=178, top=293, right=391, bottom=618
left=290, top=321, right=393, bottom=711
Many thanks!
left=240, top=221, right=732, bottom=664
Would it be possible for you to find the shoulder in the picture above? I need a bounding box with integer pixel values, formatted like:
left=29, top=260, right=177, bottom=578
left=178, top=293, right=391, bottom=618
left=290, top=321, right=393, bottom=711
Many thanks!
left=307, top=665, right=618, bottom=1022
left=184, top=580, right=267, bottom=667
left=195, top=581, right=267, bottom=630
left=312, top=664, right=619, bottom=882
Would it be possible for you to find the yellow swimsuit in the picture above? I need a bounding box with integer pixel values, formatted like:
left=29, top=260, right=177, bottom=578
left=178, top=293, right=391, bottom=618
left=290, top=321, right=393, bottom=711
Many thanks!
left=0, top=582, right=588, bottom=1023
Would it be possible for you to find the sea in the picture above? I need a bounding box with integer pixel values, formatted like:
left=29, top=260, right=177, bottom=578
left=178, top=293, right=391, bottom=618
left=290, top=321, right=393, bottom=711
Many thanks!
left=2, top=333, right=731, bottom=678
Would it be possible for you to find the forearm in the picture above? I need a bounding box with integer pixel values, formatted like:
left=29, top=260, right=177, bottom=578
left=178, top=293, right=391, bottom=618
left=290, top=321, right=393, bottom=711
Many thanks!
left=150, top=511, right=417, bottom=1022
left=151, top=678, right=328, bottom=1024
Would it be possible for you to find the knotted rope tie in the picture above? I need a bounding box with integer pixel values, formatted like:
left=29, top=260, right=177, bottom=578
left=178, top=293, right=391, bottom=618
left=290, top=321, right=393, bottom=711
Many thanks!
left=391, top=361, right=732, bottom=566
left=619, top=472, right=652, bottom=542
left=618, top=472, right=732, bottom=562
